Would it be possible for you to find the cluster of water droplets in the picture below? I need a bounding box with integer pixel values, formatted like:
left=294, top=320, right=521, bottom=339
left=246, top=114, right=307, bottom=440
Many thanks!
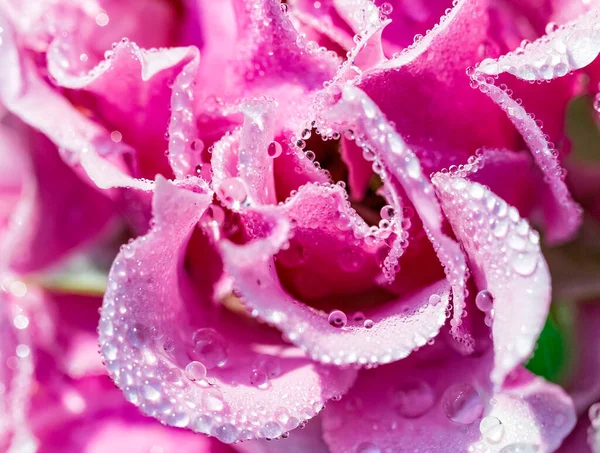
left=328, top=310, right=374, bottom=330
left=477, top=9, right=600, bottom=81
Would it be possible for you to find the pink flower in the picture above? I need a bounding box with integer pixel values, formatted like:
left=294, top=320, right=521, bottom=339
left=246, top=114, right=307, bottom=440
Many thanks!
left=1, top=1, right=600, bottom=452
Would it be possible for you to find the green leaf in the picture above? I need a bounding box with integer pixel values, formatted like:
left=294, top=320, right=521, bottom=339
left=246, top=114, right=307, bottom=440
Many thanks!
left=525, top=304, right=574, bottom=383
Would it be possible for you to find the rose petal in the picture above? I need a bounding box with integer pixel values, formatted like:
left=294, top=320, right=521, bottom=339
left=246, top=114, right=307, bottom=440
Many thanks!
left=98, top=176, right=355, bottom=442
left=433, top=173, right=551, bottom=386
left=0, top=121, right=116, bottom=274
left=321, top=347, right=576, bottom=453
left=320, top=85, right=471, bottom=346
left=221, top=181, right=451, bottom=366
left=0, top=16, right=151, bottom=191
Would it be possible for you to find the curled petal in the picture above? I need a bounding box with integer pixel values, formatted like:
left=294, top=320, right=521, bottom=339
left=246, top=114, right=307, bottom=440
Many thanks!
left=433, top=174, right=551, bottom=386
left=475, top=82, right=582, bottom=243
left=320, top=85, right=470, bottom=346
left=98, top=177, right=354, bottom=442
left=321, top=348, right=576, bottom=453
left=221, top=182, right=451, bottom=366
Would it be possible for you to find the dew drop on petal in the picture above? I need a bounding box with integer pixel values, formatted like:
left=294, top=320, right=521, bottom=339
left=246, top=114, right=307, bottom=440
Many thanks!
left=363, top=319, right=374, bottom=329
left=328, top=310, right=348, bottom=328
left=268, top=141, right=282, bottom=158
left=192, top=328, right=228, bottom=369
left=392, top=380, right=435, bottom=418
left=185, top=361, right=207, bottom=381
left=213, top=424, right=238, bottom=443
left=510, top=253, right=538, bottom=276
left=250, top=369, right=269, bottom=387
left=475, top=290, right=494, bottom=312
left=428, top=294, right=441, bottom=306
left=441, top=383, right=483, bottom=424
left=380, top=205, right=395, bottom=220
left=479, top=416, right=503, bottom=443
left=217, top=177, right=247, bottom=208
left=352, top=311, right=366, bottom=322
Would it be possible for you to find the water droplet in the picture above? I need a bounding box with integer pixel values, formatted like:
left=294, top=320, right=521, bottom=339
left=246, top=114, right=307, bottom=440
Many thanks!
left=475, top=290, right=494, bottom=312
left=363, top=319, right=374, bottom=329
left=380, top=205, right=395, bottom=220
left=328, top=310, right=348, bottom=328
left=250, top=369, right=269, bottom=387
left=392, top=379, right=435, bottom=418
left=268, top=141, right=282, bottom=158
left=379, top=2, right=393, bottom=15
left=479, top=416, right=503, bottom=443
left=192, top=328, right=228, bottom=369
left=356, top=442, right=381, bottom=453
left=185, top=361, right=207, bottom=381
left=142, top=382, right=162, bottom=402
left=510, top=253, right=538, bottom=276
left=253, top=356, right=281, bottom=378
left=429, top=294, right=441, bottom=306
left=191, top=138, right=204, bottom=151
left=213, top=424, right=238, bottom=443
left=127, top=323, right=148, bottom=348
left=202, top=388, right=225, bottom=412
left=441, top=383, right=483, bottom=424
left=499, top=444, right=539, bottom=453
left=217, top=177, right=247, bottom=209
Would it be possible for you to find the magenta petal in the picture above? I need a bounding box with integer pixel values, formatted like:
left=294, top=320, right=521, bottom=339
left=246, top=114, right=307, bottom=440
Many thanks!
left=0, top=122, right=116, bottom=274
left=320, top=86, right=470, bottom=344
left=433, top=174, right=551, bottom=386
left=321, top=348, right=575, bottom=453
left=98, top=177, right=354, bottom=442
left=221, top=181, right=451, bottom=366
left=0, top=16, right=150, bottom=191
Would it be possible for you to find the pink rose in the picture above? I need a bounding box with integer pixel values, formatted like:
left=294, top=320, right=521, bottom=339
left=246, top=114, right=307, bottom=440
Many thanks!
left=1, top=1, right=600, bottom=452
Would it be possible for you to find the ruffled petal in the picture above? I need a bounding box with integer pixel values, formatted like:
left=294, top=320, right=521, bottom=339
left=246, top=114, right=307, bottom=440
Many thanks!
left=321, top=347, right=576, bottom=453
left=98, top=176, right=355, bottom=442
left=319, top=85, right=471, bottom=346
left=433, top=174, right=551, bottom=386
left=0, top=121, right=116, bottom=274
left=0, top=15, right=151, bottom=191
left=358, top=0, right=517, bottom=160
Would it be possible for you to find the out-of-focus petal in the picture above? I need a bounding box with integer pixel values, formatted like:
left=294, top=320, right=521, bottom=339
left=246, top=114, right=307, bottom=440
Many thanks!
left=321, top=347, right=576, bottom=453
left=0, top=121, right=116, bottom=274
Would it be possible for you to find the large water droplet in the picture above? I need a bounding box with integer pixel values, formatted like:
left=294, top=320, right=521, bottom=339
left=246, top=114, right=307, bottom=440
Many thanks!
left=475, top=290, right=494, bottom=312
left=479, top=415, right=503, bottom=443
left=192, top=328, right=228, bottom=368
left=499, top=444, right=539, bottom=453
left=328, top=310, right=348, bottom=328
left=441, top=383, right=483, bottom=424
left=185, top=361, right=207, bottom=381
left=510, top=253, right=538, bottom=276
left=213, top=424, right=238, bottom=443
left=218, top=177, right=247, bottom=209
left=392, top=379, right=435, bottom=418
left=253, top=356, right=281, bottom=378
left=250, top=369, right=269, bottom=388
left=565, top=30, right=600, bottom=70
left=268, top=141, right=282, bottom=158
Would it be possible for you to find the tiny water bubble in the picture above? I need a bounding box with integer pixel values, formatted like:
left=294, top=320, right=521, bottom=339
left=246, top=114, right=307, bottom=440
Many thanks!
left=328, top=310, right=348, bottom=328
